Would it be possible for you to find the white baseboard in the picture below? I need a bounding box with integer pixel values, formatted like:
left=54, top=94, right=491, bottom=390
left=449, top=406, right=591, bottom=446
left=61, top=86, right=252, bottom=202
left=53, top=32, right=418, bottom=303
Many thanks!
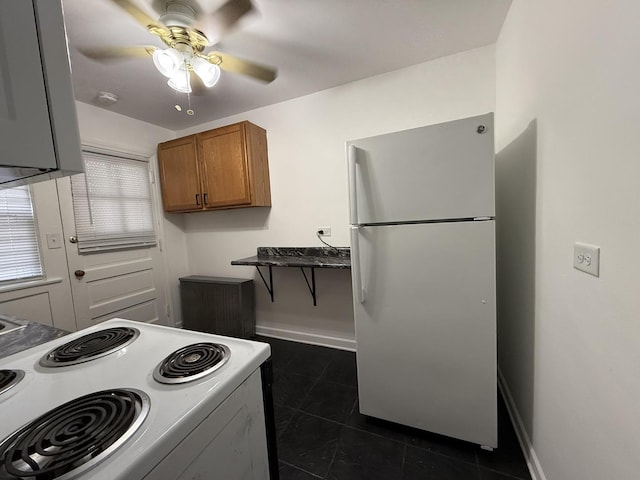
left=498, top=369, right=547, bottom=480
left=255, top=325, right=356, bottom=351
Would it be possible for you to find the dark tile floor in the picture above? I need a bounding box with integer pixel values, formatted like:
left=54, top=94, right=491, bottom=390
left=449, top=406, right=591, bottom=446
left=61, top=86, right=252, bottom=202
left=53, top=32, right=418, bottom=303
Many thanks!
left=257, top=336, right=532, bottom=480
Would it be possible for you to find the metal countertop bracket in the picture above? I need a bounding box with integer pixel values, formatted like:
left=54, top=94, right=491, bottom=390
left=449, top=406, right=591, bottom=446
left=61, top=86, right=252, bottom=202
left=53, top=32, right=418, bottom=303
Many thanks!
left=253, top=264, right=321, bottom=306
left=255, top=266, right=274, bottom=302
left=300, top=267, right=317, bottom=306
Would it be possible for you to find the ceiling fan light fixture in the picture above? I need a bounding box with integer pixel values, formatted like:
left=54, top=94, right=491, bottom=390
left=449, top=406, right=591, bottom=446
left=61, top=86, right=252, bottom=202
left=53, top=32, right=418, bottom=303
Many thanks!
left=152, top=47, right=182, bottom=77
left=167, top=68, right=192, bottom=93
left=191, top=57, right=221, bottom=87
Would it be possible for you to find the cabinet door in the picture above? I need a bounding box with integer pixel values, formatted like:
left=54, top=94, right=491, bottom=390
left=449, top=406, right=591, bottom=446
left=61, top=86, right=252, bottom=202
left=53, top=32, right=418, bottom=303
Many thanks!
left=0, top=0, right=56, bottom=169
left=157, top=136, right=202, bottom=212
left=199, top=124, right=252, bottom=208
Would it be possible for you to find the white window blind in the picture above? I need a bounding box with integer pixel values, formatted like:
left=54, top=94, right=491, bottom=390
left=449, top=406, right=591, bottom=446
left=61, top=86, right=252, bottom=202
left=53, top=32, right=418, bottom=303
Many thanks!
left=71, top=149, right=156, bottom=253
left=0, top=185, right=43, bottom=283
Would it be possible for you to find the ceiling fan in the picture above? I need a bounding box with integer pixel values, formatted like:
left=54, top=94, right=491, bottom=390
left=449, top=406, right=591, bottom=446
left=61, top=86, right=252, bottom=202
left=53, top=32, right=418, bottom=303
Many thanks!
left=81, top=0, right=277, bottom=110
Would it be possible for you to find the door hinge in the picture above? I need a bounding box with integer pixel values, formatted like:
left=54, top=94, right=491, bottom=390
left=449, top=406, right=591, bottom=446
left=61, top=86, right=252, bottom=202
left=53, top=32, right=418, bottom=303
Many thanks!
left=158, top=239, right=163, bottom=252
left=165, top=304, right=171, bottom=317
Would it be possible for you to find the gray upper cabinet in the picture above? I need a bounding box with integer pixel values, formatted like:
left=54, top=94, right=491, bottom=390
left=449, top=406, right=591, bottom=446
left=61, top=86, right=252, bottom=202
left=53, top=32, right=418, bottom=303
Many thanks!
left=0, top=0, right=82, bottom=188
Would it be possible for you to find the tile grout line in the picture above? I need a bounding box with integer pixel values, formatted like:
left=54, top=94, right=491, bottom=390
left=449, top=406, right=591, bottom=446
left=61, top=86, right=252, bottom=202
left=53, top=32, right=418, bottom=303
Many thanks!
left=275, top=387, right=484, bottom=473
left=324, top=426, right=343, bottom=479
left=279, top=360, right=338, bottom=479
left=274, top=407, right=294, bottom=441
left=400, top=442, right=407, bottom=478
left=348, top=395, right=358, bottom=415
left=298, top=362, right=331, bottom=408
left=276, top=365, right=348, bottom=434
left=404, top=443, right=483, bottom=469
left=272, top=359, right=335, bottom=447
left=321, top=395, right=360, bottom=477
left=279, top=460, right=324, bottom=479
left=279, top=403, right=497, bottom=477
left=271, top=340, right=530, bottom=480
left=478, top=465, right=532, bottom=480
left=474, top=442, right=481, bottom=480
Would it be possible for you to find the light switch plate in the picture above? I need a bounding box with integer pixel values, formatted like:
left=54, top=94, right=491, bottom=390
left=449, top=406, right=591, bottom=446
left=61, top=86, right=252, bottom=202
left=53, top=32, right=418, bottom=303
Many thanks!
left=573, top=242, right=600, bottom=277
left=46, top=233, right=62, bottom=249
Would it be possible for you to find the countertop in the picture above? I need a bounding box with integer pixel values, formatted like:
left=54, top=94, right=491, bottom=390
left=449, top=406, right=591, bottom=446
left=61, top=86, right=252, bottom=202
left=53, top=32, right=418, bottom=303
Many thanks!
left=231, top=247, right=351, bottom=269
left=0, top=314, right=67, bottom=360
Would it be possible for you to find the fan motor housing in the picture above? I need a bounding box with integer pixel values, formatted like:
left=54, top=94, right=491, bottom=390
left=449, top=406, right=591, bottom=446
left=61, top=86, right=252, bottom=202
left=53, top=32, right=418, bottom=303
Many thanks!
left=159, top=1, right=196, bottom=27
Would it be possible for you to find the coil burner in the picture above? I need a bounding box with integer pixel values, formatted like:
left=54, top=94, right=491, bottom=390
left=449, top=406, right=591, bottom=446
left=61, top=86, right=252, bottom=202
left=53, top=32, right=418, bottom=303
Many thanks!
left=0, top=389, right=150, bottom=479
left=40, top=327, right=140, bottom=367
left=0, top=370, right=24, bottom=397
left=153, top=342, right=230, bottom=385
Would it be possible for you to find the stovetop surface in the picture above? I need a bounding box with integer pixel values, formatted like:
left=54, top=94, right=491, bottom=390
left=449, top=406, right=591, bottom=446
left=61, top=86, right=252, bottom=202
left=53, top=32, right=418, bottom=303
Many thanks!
left=0, top=319, right=270, bottom=480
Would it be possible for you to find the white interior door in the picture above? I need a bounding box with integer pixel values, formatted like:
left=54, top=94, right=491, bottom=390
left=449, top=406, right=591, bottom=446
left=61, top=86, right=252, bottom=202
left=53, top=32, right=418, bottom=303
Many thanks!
left=56, top=176, right=169, bottom=331
left=352, top=220, right=497, bottom=447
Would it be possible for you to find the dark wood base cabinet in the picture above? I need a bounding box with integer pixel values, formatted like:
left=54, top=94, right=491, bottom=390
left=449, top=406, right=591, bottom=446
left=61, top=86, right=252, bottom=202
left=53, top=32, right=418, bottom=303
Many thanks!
left=179, top=276, right=256, bottom=338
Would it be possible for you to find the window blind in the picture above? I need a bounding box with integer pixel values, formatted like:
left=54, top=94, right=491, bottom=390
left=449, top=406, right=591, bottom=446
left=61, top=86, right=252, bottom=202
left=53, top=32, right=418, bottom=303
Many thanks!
left=0, top=185, right=43, bottom=283
left=71, top=149, right=157, bottom=253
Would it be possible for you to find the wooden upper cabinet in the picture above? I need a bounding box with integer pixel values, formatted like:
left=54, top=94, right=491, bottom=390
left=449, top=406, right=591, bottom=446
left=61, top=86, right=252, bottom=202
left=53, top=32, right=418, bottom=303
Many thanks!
left=157, top=135, right=202, bottom=212
left=199, top=124, right=251, bottom=208
left=157, top=121, right=271, bottom=213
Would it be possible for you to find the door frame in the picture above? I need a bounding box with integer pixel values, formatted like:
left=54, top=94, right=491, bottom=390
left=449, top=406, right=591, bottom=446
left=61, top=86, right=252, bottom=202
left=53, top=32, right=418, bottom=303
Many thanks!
left=56, top=144, right=172, bottom=329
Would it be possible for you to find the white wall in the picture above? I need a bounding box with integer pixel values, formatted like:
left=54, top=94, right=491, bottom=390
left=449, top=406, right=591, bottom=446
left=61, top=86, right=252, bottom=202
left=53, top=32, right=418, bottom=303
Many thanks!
left=495, top=1, right=640, bottom=479
left=175, top=45, right=496, bottom=348
left=73, top=102, right=186, bottom=325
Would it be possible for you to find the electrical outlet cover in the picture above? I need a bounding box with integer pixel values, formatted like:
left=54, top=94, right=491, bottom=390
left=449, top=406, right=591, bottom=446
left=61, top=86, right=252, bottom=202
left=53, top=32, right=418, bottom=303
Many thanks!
left=573, top=242, right=600, bottom=277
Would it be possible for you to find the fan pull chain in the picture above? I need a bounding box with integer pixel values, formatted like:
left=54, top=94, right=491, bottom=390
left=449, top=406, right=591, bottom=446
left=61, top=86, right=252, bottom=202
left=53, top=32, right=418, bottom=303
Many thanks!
left=187, top=92, right=194, bottom=116
left=174, top=89, right=182, bottom=112
left=185, top=61, right=194, bottom=115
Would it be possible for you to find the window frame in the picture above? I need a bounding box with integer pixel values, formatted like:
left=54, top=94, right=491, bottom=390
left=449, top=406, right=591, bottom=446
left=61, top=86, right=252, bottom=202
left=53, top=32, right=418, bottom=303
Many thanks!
left=0, top=184, right=45, bottom=285
left=70, top=146, right=158, bottom=254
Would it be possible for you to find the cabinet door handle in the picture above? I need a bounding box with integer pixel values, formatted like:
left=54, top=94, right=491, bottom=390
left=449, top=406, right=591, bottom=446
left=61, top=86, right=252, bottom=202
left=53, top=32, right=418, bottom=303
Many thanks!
left=203, top=193, right=208, bottom=205
left=195, top=193, right=200, bottom=206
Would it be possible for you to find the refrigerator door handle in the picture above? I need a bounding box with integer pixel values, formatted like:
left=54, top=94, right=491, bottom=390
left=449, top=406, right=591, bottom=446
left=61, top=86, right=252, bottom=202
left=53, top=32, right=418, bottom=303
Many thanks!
left=350, top=226, right=365, bottom=303
left=348, top=145, right=359, bottom=225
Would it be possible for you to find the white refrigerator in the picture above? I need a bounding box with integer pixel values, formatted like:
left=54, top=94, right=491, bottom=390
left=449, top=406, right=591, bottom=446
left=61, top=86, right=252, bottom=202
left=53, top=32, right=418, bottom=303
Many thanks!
left=347, top=113, right=497, bottom=448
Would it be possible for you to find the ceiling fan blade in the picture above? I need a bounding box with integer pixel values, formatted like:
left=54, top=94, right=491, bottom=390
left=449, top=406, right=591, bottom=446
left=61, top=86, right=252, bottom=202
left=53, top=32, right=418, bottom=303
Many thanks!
left=109, top=0, right=168, bottom=34
left=208, top=51, right=277, bottom=83
left=80, top=46, right=158, bottom=61
left=195, top=0, right=254, bottom=42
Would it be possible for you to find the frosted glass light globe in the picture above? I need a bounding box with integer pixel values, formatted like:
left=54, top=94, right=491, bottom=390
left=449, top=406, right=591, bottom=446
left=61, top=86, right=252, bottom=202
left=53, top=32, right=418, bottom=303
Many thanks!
left=192, top=57, right=221, bottom=87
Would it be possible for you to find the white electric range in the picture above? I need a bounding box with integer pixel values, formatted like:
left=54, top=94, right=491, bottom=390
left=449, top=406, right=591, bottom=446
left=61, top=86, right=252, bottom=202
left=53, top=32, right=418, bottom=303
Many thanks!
left=0, top=319, right=278, bottom=480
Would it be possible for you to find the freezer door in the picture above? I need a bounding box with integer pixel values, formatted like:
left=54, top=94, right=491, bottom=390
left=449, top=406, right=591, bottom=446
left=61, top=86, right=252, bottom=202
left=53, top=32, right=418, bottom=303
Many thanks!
left=351, top=220, right=497, bottom=447
left=347, top=113, right=494, bottom=224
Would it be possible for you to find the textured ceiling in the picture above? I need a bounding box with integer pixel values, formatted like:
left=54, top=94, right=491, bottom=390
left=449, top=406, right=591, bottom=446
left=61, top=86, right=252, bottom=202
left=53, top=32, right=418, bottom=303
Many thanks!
left=62, top=0, right=511, bottom=130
